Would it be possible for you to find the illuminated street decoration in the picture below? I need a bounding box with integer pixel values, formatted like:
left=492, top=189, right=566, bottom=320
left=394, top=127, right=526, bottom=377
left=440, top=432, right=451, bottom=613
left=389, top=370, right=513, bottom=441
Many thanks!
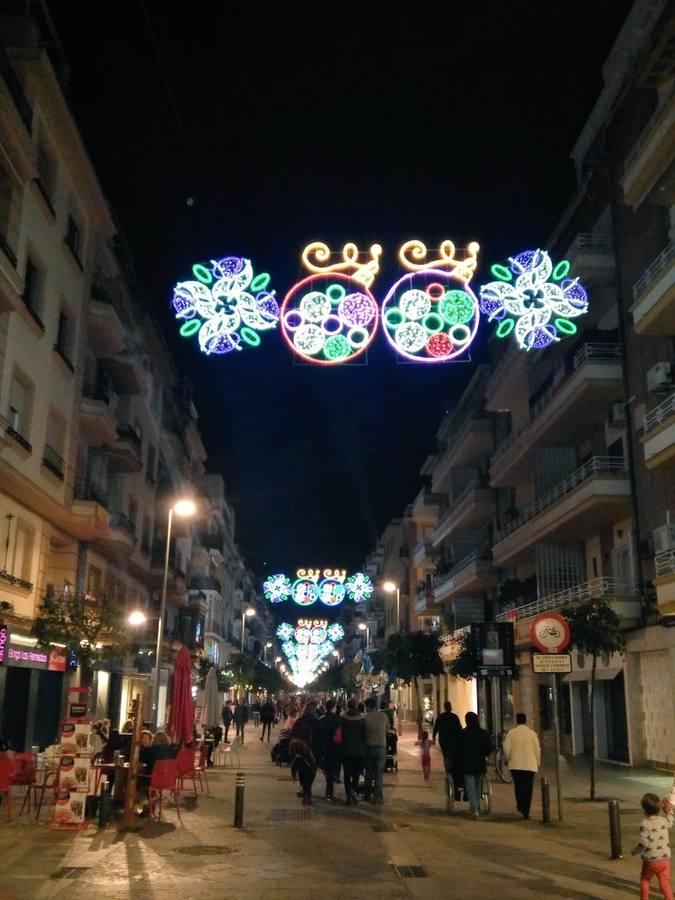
left=263, top=573, right=292, bottom=603
left=280, top=243, right=382, bottom=365
left=345, top=572, right=374, bottom=603
left=478, top=249, right=589, bottom=351
left=278, top=618, right=342, bottom=688
left=276, top=622, right=294, bottom=641
left=381, top=240, right=481, bottom=363
left=327, top=623, right=345, bottom=642
left=171, top=255, right=279, bottom=355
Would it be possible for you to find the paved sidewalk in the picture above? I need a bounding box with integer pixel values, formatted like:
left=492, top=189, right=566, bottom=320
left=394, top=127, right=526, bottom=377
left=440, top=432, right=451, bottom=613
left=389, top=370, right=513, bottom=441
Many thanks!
left=0, top=722, right=672, bottom=899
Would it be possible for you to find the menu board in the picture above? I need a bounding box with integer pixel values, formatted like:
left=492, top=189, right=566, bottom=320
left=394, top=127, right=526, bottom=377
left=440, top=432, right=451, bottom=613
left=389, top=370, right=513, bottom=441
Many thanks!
left=59, top=723, right=91, bottom=755
left=53, top=789, right=85, bottom=826
left=50, top=687, right=92, bottom=831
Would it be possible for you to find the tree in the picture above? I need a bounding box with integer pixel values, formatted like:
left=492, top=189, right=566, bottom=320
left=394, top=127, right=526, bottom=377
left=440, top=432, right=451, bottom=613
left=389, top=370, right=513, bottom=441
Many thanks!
left=384, top=631, right=444, bottom=738
left=34, top=590, right=127, bottom=685
left=253, top=660, right=284, bottom=694
left=562, top=598, right=626, bottom=800
left=447, top=631, right=478, bottom=680
left=227, top=652, right=256, bottom=699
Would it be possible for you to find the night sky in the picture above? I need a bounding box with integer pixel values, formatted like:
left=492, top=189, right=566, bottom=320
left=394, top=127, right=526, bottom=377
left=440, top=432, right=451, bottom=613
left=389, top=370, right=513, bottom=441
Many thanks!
left=48, top=1, right=632, bottom=573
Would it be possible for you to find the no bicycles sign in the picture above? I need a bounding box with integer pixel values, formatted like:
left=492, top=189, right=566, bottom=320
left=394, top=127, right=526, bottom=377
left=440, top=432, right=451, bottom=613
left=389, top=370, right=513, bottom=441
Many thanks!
left=529, top=612, right=571, bottom=654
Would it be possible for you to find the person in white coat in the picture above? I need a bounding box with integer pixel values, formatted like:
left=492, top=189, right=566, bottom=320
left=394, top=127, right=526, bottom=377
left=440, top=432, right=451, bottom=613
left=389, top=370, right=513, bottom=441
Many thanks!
left=503, top=712, right=541, bottom=819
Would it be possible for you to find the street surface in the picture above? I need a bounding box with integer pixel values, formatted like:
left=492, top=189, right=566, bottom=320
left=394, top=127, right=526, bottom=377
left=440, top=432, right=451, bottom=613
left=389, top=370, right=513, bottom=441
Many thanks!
left=0, top=722, right=672, bottom=899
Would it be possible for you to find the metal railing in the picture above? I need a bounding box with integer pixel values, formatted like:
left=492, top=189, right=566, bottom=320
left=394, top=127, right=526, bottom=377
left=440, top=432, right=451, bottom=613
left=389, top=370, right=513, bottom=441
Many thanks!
left=73, top=477, right=109, bottom=508
left=494, top=456, right=627, bottom=544
left=109, top=512, right=135, bottom=539
left=569, top=232, right=613, bottom=253
left=656, top=550, right=675, bottom=578
left=434, top=548, right=484, bottom=593
left=82, top=381, right=118, bottom=408
left=495, top=576, right=638, bottom=621
left=644, top=392, right=675, bottom=435
left=116, top=423, right=142, bottom=450
left=433, top=478, right=490, bottom=541
left=624, top=83, right=675, bottom=175
left=42, top=444, right=64, bottom=479
left=433, top=417, right=488, bottom=479
left=633, top=241, right=675, bottom=300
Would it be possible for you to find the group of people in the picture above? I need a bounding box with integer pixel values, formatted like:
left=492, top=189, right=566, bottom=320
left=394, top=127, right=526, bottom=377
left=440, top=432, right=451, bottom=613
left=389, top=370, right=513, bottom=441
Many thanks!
left=221, top=699, right=277, bottom=744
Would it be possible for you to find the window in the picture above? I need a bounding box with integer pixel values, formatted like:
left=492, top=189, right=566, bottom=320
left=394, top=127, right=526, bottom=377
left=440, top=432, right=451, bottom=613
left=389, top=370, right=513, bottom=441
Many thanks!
left=36, top=142, right=56, bottom=208
left=43, top=411, right=66, bottom=479
left=55, top=308, right=74, bottom=367
left=142, top=515, right=152, bottom=553
left=0, top=162, right=15, bottom=261
left=12, top=519, right=34, bottom=582
left=86, top=566, right=102, bottom=598
left=65, top=213, right=81, bottom=260
left=146, top=444, right=156, bottom=482
left=128, top=496, right=138, bottom=532
left=23, top=257, right=44, bottom=322
left=8, top=370, right=33, bottom=445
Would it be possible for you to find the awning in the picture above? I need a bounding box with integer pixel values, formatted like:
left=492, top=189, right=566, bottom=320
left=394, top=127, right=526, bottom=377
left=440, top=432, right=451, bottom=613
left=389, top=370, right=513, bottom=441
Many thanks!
left=563, top=666, right=622, bottom=683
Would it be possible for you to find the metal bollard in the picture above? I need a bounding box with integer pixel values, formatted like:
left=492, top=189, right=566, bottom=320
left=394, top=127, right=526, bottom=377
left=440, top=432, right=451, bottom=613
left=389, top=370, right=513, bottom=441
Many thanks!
left=608, top=799, right=623, bottom=859
left=233, top=771, right=245, bottom=828
left=541, top=777, right=551, bottom=824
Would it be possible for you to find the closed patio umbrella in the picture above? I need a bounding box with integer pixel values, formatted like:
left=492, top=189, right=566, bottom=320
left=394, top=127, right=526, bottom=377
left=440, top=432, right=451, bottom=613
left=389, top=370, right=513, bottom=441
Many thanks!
left=200, top=666, right=220, bottom=729
left=167, top=646, right=195, bottom=745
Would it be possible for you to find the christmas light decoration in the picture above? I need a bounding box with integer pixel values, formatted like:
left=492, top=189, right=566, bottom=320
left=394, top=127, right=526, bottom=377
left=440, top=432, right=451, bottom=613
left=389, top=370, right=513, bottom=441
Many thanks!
left=278, top=618, right=343, bottom=687
left=264, top=573, right=292, bottom=604
left=345, top=572, right=374, bottom=603
left=382, top=241, right=481, bottom=363
left=171, top=255, right=278, bottom=356
left=276, top=622, right=294, bottom=641
left=327, top=623, right=345, bottom=642
left=281, top=243, right=382, bottom=365
left=478, top=249, right=589, bottom=351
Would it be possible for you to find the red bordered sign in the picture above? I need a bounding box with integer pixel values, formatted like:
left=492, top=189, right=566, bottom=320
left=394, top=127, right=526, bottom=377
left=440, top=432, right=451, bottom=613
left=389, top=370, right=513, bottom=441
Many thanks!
left=529, top=612, right=570, bottom=653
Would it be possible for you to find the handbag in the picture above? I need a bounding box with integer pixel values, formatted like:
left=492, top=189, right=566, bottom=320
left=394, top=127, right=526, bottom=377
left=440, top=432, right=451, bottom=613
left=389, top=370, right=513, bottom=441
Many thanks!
left=333, top=725, right=342, bottom=745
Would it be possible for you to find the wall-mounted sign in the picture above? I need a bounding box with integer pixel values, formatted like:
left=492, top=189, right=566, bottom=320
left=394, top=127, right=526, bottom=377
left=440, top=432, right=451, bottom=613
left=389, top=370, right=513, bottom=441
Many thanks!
left=529, top=613, right=571, bottom=654
left=3, top=639, right=66, bottom=671
left=0, top=624, right=6, bottom=665
left=532, top=653, right=572, bottom=674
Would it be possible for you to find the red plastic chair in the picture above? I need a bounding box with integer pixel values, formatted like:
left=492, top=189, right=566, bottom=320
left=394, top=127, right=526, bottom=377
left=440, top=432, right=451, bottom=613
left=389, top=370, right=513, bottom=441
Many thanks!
left=176, top=747, right=206, bottom=796
left=148, top=759, right=182, bottom=823
left=11, top=752, right=37, bottom=815
left=0, top=754, right=15, bottom=822
left=195, top=744, right=210, bottom=796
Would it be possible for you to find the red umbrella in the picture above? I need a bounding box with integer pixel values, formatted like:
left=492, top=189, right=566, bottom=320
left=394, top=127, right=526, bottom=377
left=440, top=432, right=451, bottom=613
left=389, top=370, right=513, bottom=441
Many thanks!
left=167, top=646, right=194, bottom=745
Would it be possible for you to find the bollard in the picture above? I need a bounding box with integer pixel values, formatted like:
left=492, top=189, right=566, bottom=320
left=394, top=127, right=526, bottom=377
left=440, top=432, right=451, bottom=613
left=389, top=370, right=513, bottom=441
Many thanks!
left=608, top=799, right=623, bottom=859
left=233, top=771, right=245, bottom=828
left=541, top=777, right=551, bottom=824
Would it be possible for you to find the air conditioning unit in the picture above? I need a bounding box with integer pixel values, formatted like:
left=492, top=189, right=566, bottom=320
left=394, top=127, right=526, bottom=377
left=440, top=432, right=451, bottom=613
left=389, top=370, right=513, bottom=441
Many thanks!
left=647, top=362, right=673, bottom=393
left=607, top=403, right=625, bottom=428
left=654, top=523, right=675, bottom=554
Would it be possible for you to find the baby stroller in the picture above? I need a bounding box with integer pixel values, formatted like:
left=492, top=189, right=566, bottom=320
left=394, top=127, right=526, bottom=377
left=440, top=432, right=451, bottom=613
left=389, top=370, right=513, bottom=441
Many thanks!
left=271, top=730, right=291, bottom=766
left=385, top=729, right=398, bottom=773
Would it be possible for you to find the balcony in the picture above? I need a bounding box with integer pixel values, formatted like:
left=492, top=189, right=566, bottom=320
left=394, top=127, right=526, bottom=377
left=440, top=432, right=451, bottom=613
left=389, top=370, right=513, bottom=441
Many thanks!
left=493, top=457, right=630, bottom=566
left=41, top=444, right=65, bottom=481
left=431, top=479, right=494, bottom=548
left=104, top=351, right=146, bottom=395
left=0, top=45, right=32, bottom=134
left=411, top=487, right=442, bottom=527
left=565, top=233, right=614, bottom=281
left=622, top=84, right=675, bottom=210
left=490, top=343, right=624, bottom=487
left=413, top=541, right=434, bottom=568
left=431, top=418, right=493, bottom=493
left=88, top=292, right=125, bottom=355
left=415, top=586, right=436, bottom=614
left=642, top=392, right=675, bottom=468
left=631, top=242, right=675, bottom=335
left=433, top=549, right=496, bottom=603
left=189, top=575, right=223, bottom=594
left=71, top=478, right=110, bottom=539
left=80, top=382, right=119, bottom=447
left=495, top=576, right=641, bottom=644
left=104, top=423, right=143, bottom=473
left=94, top=512, right=135, bottom=555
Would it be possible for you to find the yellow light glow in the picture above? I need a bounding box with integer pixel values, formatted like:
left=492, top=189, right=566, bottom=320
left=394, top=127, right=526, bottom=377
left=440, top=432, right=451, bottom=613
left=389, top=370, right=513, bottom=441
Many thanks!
left=128, top=610, right=147, bottom=626
left=399, top=240, right=480, bottom=282
left=173, top=498, right=197, bottom=517
left=301, top=242, right=382, bottom=288
left=382, top=581, right=397, bottom=593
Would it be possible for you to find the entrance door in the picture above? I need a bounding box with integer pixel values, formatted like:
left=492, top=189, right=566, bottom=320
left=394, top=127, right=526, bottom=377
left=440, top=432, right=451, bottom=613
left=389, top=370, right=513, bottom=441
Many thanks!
left=2, top=667, right=30, bottom=750
left=605, top=672, right=629, bottom=763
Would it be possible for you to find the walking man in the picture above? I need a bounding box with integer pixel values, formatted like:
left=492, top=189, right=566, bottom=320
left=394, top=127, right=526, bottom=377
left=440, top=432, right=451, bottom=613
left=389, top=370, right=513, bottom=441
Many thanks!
left=503, top=712, right=541, bottom=819
left=260, top=699, right=275, bottom=742
left=222, top=700, right=233, bottom=743
left=364, top=697, right=388, bottom=804
left=433, top=700, right=463, bottom=799
left=233, top=698, right=249, bottom=744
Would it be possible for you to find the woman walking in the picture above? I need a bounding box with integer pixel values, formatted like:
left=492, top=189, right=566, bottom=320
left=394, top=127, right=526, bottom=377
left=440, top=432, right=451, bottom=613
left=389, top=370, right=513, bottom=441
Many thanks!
left=340, top=699, right=366, bottom=805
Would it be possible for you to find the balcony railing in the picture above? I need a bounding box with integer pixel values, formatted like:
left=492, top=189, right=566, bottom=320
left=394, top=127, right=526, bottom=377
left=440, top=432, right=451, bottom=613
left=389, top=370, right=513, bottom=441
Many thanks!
left=644, top=392, right=675, bottom=435
left=42, top=444, right=64, bottom=480
left=116, top=423, right=142, bottom=451
left=569, top=232, right=613, bottom=253
left=495, top=576, right=638, bottom=621
left=0, top=45, right=32, bottom=133
left=633, top=241, right=675, bottom=300
left=74, top=477, right=108, bottom=508
left=434, top=548, right=484, bottom=591
left=655, top=550, right=675, bottom=578
left=110, top=512, right=135, bottom=540
left=82, top=381, right=118, bottom=408
left=494, top=456, right=626, bottom=544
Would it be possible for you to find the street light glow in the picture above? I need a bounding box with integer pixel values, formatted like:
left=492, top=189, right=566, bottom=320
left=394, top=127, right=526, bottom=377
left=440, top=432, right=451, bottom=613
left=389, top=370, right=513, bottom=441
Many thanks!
left=173, top=498, right=197, bottom=517
left=265, top=641, right=272, bottom=648
left=358, top=622, right=367, bottom=630
left=382, top=581, right=397, bottom=593
left=245, top=608, right=256, bottom=618
left=275, top=656, right=282, bottom=663
left=128, top=610, right=147, bottom=626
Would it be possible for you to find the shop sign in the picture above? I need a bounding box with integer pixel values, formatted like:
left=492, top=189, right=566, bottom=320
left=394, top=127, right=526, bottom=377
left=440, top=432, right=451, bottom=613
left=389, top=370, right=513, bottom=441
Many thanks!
left=532, top=653, right=572, bottom=674
left=4, top=639, right=67, bottom=671
left=0, top=625, right=6, bottom=664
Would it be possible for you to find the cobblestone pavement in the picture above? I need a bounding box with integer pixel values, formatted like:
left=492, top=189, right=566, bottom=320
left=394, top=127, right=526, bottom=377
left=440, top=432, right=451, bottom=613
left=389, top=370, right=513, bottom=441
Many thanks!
left=0, top=724, right=672, bottom=899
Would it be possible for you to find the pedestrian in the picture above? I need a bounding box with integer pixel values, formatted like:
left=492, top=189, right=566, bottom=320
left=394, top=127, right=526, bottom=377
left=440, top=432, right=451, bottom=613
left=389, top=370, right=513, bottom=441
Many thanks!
left=233, top=698, right=249, bottom=744
left=364, top=696, right=388, bottom=803
left=221, top=701, right=233, bottom=743
left=632, top=792, right=674, bottom=900
left=381, top=700, right=395, bottom=730
left=340, top=698, right=366, bottom=805
left=433, top=700, right=463, bottom=799
left=502, top=712, right=541, bottom=820
left=420, top=730, right=432, bottom=780
left=252, top=701, right=261, bottom=729
left=260, top=698, right=275, bottom=743
left=319, top=699, right=341, bottom=801
left=289, top=701, right=321, bottom=805
left=458, top=712, right=493, bottom=819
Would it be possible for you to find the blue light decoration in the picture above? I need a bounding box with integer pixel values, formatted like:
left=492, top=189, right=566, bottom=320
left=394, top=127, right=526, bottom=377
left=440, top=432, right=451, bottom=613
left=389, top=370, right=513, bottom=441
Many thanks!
left=264, top=574, right=292, bottom=604
left=276, top=622, right=294, bottom=641
left=345, top=572, right=374, bottom=603
left=478, top=249, right=589, bottom=351
left=327, top=623, right=345, bottom=642
left=172, top=255, right=279, bottom=355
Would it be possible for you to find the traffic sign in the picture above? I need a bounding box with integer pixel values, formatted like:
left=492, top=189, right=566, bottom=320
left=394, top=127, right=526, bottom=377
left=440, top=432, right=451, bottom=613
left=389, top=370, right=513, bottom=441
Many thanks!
left=532, top=653, right=572, bottom=674
left=530, top=612, right=570, bottom=653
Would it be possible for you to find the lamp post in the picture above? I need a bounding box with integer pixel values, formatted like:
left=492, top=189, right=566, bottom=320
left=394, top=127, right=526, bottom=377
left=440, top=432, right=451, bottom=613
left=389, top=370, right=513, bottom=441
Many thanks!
left=264, top=641, right=272, bottom=664
left=358, top=621, right=370, bottom=649
left=152, top=498, right=196, bottom=729
left=382, top=580, right=400, bottom=633
left=241, top=607, right=255, bottom=653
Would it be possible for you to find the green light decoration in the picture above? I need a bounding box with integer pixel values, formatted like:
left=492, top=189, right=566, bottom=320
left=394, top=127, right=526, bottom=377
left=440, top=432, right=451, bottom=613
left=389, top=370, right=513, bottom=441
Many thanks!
left=240, top=326, right=261, bottom=346
left=439, top=290, right=475, bottom=326
left=496, top=318, right=515, bottom=338
left=490, top=264, right=513, bottom=282
left=324, top=334, right=351, bottom=360
left=423, top=312, right=445, bottom=334
left=192, top=264, right=213, bottom=284
left=180, top=319, right=201, bottom=338
left=250, top=272, right=271, bottom=292
left=554, top=318, right=577, bottom=335
left=384, top=308, right=404, bottom=328
left=552, top=260, right=571, bottom=282
left=326, top=284, right=346, bottom=302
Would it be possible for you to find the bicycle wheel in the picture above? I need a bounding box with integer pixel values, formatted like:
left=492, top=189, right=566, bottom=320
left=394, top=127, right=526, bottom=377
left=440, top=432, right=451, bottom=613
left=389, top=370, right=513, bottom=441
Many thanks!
left=445, top=774, right=454, bottom=814
left=480, top=773, right=492, bottom=814
left=495, top=750, right=513, bottom=784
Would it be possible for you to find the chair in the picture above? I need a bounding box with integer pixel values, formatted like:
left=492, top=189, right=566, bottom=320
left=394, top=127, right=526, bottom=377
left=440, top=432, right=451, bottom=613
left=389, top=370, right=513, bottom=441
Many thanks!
left=11, top=752, right=37, bottom=815
left=176, top=746, right=207, bottom=796
left=148, top=760, right=182, bottom=823
left=0, top=754, right=15, bottom=822
left=222, top=735, right=241, bottom=768
left=194, top=744, right=210, bottom=796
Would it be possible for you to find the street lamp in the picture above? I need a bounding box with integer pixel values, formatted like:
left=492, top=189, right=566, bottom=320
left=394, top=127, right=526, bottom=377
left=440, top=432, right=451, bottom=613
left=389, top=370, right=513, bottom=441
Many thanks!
left=128, top=610, right=147, bottom=627
left=241, top=607, right=255, bottom=652
left=382, top=580, right=400, bottom=633
left=358, top=621, right=370, bottom=649
left=264, top=641, right=272, bottom=664
left=153, top=497, right=196, bottom=728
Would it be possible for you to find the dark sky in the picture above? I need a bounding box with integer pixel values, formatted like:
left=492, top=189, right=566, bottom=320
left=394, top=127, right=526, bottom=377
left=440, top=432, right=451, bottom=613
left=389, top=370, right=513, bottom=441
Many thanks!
left=48, top=1, right=633, bottom=574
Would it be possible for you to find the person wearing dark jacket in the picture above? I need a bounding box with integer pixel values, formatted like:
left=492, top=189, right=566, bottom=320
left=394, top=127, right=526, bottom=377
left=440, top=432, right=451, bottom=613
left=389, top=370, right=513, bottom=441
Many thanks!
left=289, top=702, right=321, bottom=805
left=221, top=701, right=233, bottom=743
left=459, top=712, right=493, bottom=819
left=233, top=700, right=249, bottom=743
left=260, top=700, right=276, bottom=743
left=433, top=701, right=464, bottom=799
left=319, top=699, right=341, bottom=800
left=340, top=699, right=366, bottom=805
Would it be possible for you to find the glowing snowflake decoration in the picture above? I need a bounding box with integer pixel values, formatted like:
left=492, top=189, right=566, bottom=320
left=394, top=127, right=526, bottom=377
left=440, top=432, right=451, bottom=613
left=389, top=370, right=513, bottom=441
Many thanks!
left=276, top=622, right=294, bottom=641
left=345, top=572, right=374, bottom=603
left=264, top=573, right=292, bottom=604
left=172, top=256, right=279, bottom=356
left=327, top=623, right=345, bottom=642
left=479, top=249, right=589, bottom=351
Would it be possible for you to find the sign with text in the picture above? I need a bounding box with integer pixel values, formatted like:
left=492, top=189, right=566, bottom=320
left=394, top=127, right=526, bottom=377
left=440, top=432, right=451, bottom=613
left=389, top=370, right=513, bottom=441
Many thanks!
left=532, top=653, right=572, bottom=674
left=0, top=625, right=6, bottom=664
left=4, top=641, right=67, bottom=671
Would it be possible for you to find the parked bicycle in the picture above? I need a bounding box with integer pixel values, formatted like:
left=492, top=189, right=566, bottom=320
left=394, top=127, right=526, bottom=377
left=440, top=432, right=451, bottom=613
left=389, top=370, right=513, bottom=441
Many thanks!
left=493, top=732, right=513, bottom=784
